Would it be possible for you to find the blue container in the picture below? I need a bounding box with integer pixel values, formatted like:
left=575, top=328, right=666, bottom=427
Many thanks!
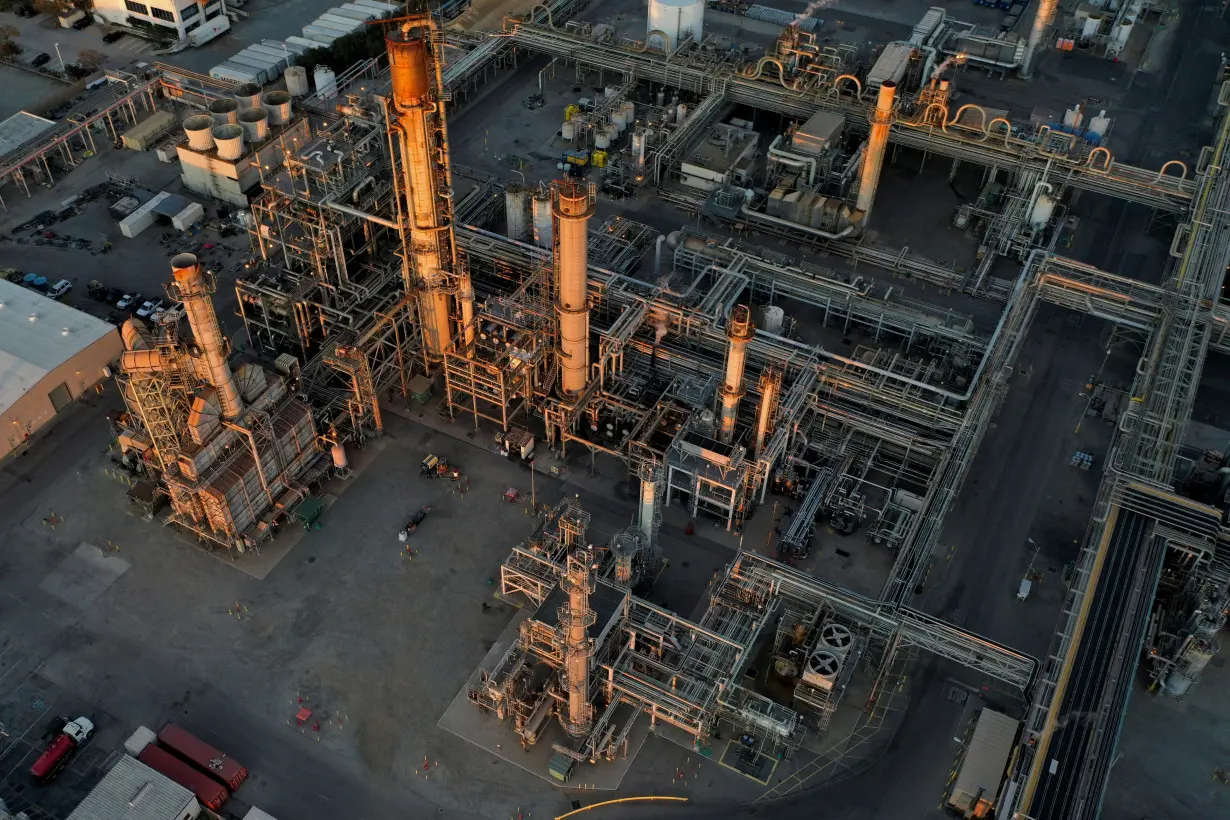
left=33, top=276, right=48, bottom=291
left=22, top=273, right=36, bottom=284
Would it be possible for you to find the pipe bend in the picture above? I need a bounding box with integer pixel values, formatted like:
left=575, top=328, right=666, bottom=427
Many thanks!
left=1157, top=159, right=1188, bottom=181
left=1086, top=146, right=1113, bottom=173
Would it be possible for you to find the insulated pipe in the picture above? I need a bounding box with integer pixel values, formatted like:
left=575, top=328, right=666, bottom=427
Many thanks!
left=171, top=254, right=243, bottom=419
left=654, top=234, right=666, bottom=277
left=718, top=304, right=754, bottom=444
left=1022, top=0, right=1059, bottom=78
left=754, top=368, right=781, bottom=460
left=553, top=180, right=595, bottom=396
left=857, top=80, right=896, bottom=221
left=388, top=22, right=456, bottom=358
left=639, top=472, right=656, bottom=545
left=767, top=135, right=817, bottom=185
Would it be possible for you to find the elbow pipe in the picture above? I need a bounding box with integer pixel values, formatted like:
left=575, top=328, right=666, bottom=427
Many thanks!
left=831, top=74, right=863, bottom=99
left=321, top=197, right=401, bottom=230
left=767, top=135, right=817, bottom=185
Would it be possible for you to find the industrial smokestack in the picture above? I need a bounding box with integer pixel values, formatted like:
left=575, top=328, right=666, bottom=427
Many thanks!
left=718, top=304, right=754, bottom=444
left=170, top=254, right=243, bottom=419
left=553, top=180, right=595, bottom=396
left=1022, top=0, right=1059, bottom=78
left=387, top=16, right=462, bottom=358
left=856, top=80, right=896, bottom=223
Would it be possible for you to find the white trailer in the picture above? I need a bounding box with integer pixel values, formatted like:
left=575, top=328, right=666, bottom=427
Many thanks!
left=327, top=6, right=377, bottom=21
left=211, top=61, right=265, bottom=85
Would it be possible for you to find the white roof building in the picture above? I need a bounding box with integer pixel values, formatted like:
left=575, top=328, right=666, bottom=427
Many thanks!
left=0, top=280, right=123, bottom=457
left=67, top=755, right=201, bottom=820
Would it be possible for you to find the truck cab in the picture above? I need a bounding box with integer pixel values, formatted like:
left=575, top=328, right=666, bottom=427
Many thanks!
left=30, top=717, right=94, bottom=782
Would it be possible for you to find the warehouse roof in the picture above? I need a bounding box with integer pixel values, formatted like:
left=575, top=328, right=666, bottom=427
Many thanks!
left=67, top=755, right=198, bottom=820
left=0, top=111, right=57, bottom=159
left=0, top=280, right=117, bottom=415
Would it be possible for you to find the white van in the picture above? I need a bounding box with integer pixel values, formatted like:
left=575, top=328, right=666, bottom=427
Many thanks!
left=48, top=280, right=72, bottom=300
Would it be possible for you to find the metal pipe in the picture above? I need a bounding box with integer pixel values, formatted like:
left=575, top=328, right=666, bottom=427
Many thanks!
left=171, top=253, right=243, bottom=419
left=654, top=234, right=666, bottom=277
left=857, top=80, right=896, bottom=221
left=718, top=304, right=754, bottom=444
left=321, top=197, right=401, bottom=229
left=1022, top=0, right=1059, bottom=78
left=553, top=180, right=595, bottom=395
left=767, top=135, right=816, bottom=186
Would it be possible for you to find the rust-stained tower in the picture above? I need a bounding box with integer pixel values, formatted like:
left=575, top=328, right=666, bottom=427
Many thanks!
left=386, top=11, right=472, bottom=357
left=754, top=366, right=781, bottom=460
left=552, top=181, right=595, bottom=396
left=170, top=253, right=243, bottom=419
left=718, top=305, right=754, bottom=444
left=559, top=550, right=596, bottom=737
left=856, top=80, right=896, bottom=223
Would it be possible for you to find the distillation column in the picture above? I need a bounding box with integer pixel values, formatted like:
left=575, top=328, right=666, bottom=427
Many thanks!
left=754, top=367, right=780, bottom=460
left=553, top=181, right=595, bottom=396
left=718, top=305, right=754, bottom=444
left=559, top=550, right=596, bottom=737
left=1021, top=0, right=1059, bottom=78
left=856, top=80, right=896, bottom=223
left=170, top=253, right=243, bottom=419
left=387, top=17, right=470, bottom=358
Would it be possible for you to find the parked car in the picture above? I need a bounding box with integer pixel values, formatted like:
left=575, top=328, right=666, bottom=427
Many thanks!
left=71, top=15, right=92, bottom=30
left=102, top=31, right=125, bottom=44
left=48, top=280, right=72, bottom=300
left=105, top=286, right=123, bottom=303
left=116, top=292, right=141, bottom=310
left=31, top=53, right=51, bottom=67
left=14, top=5, right=36, bottom=17
left=135, top=299, right=162, bottom=319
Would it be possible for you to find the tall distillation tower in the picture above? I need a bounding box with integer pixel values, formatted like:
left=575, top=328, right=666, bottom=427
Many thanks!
left=386, top=9, right=475, bottom=358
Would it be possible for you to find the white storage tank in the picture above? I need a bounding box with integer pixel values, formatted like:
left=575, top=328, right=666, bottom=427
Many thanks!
left=561, top=120, right=577, bottom=141
left=1087, top=110, right=1111, bottom=139
left=761, top=305, right=784, bottom=334
left=595, top=133, right=611, bottom=149
left=676, top=103, right=689, bottom=123
left=183, top=115, right=215, bottom=151
left=505, top=183, right=529, bottom=241
left=212, top=124, right=245, bottom=160
left=239, top=107, right=270, bottom=143
left=314, top=65, right=338, bottom=99
left=647, top=0, right=704, bottom=51
left=604, top=124, right=619, bottom=142
left=285, top=65, right=310, bottom=96
left=631, top=129, right=647, bottom=167
left=208, top=97, right=240, bottom=125
left=532, top=193, right=553, bottom=248
left=262, top=90, right=293, bottom=125
left=1030, top=195, right=1055, bottom=229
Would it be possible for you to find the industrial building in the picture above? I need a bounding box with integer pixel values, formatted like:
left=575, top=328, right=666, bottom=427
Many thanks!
left=65, top=755, right=200, bottom=820
left=95, top=0, right=1230, bottom=815
left=0, top=280, right=123, bottom=459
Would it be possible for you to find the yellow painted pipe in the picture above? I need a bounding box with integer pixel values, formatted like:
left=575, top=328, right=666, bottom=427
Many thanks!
left=555, top=796, right=689, bottom=820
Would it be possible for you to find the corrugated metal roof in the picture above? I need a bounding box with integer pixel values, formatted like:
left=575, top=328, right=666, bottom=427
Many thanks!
left=949, top=708, right=1020, bottom=811
left=67, top=755, right=198, bottom=820
left=0, top=280, right=118, bottom=416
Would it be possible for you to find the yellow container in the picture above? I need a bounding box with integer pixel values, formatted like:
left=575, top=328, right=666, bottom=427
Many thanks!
left=564, top=104, right=580, bottom=121
left=592, top=150, right=608, bottom=167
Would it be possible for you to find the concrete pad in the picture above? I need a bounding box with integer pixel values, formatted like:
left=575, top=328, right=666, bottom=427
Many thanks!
left=38, top=544, right=129, bottom=610
left=438, top=610, right=651, bottom=790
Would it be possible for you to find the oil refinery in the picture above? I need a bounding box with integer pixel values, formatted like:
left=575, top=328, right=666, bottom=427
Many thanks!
left=76, top=0, right=1230, bottom=818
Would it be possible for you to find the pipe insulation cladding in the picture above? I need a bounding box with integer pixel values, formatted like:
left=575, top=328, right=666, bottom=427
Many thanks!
left=553, top=181, right=595, bottom=396
left=719, top=304, right=754, bottom=444
left=856, top=80, right=896, bottom=222
left=171, top=253, right=243, bottom=419
left=387, top=20, right=466, bottom=358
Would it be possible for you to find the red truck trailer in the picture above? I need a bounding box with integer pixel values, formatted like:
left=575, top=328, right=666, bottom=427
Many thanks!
left=138, top=745, right=229, bottom=811
left=156, top=723, right=248, bottom=791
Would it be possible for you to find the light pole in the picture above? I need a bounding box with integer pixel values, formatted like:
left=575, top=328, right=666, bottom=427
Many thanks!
left=54, top=42, right=64, bottom=74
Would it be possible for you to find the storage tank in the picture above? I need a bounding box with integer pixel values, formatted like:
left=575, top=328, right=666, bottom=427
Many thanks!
left=1087, top=110, right=1111, bottom=139
left=262, top=90, right=293, bottom=125
left=285, top=65, right=310, bottom=96
left=561, top=120, right=577, bottom=141
left=647, top=0, right=704, bottom=50
left=208, top=98, right=240, bottom=125
left=183, top=115, right=215, bottom=151
left=531, top=193, right=552, bottom=248
left=233, top=82, right=263, bottom=110
left=676, top=103, right=688, bottom=123
left=761, top=305, right=784, bottom=334
left=1029, top=195, right=1055, bottom=229
left=604, top=124, right=619, bottom=142
left=212, top=124, right=245, bottom=160
left=631, top=129, right=647, bottom=167
left=595, top=132, right=611, bottom=149
left=505, top=183, right=529, bottom=241
left=314, top=65, right=338, bottom=99
left=1081, top=14, right=1104, bottom=38
left=239, top=107, right=270, bottom=143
